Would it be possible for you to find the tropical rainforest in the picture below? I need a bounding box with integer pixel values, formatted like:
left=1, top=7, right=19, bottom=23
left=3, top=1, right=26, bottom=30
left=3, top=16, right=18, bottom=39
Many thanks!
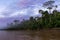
left=6, top=0, right=60, bottom=30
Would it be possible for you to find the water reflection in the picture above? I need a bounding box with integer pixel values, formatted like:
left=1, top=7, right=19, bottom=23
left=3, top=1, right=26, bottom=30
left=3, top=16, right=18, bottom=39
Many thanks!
left=0, top=30, right=60, bottom=40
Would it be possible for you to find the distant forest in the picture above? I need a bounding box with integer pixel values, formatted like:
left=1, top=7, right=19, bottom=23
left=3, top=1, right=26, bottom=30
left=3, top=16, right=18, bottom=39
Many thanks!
left=6, top=0, right=60, bottom=30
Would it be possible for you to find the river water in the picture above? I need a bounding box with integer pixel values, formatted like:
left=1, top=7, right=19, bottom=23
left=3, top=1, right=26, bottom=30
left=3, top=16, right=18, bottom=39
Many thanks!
left=0, top=30, right=60, bottom=40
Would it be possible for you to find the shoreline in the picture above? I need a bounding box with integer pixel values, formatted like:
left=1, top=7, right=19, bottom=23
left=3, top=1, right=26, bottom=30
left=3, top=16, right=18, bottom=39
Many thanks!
left=0, top=28, right=60, bottom=31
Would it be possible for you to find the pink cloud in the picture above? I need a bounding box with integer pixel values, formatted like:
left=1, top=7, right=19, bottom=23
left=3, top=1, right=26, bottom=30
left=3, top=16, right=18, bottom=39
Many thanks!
left=17, top=0, right=34, bottom=8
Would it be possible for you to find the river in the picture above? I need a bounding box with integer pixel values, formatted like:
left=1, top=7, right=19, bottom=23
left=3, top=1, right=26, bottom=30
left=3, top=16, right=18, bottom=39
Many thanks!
left=0, top=30, right=60, bottom=40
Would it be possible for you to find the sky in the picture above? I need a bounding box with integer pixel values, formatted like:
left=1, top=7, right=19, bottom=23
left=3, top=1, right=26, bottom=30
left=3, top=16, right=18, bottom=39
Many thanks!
left=0, top=0, right=60, bottom=28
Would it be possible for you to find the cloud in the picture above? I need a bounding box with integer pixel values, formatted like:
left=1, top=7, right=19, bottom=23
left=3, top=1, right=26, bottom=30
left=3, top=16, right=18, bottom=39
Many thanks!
left=0, top=0, right=60, bottom=17
left=0, top=0, right=59, bottom=19
left=0, top=0, right=60, bottom=18
left=0, top=4, right=45, bottom=18
left=9, top=9, right=27, bottom=17
left=17, top=0, right=43, bottom=9
left=0, top=0, right=48, bottom=19
left=0, top=0, right=60, bottom=28
left=0, top=15, right=5, bottom=18
left=0, top=5, right=7, bottom=13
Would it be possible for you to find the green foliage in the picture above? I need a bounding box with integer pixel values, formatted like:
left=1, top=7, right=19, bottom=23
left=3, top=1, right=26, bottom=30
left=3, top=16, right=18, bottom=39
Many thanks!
left=6, top=0, right=60, bottom=30
left=7, top=10, right=60, bottom=30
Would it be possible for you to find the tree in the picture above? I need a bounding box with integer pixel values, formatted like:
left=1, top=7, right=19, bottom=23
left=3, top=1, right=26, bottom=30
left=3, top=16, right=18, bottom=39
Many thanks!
left=54, top=5, right=58, bottom=10
left=30, top=16, right=34, bottom=21
left=39, top=9, right=50, bottom=28
left=43, top=0, right=56, bottom=27
left=13, top=20, right=20, bottom=25
left=39, top=10, right=44, bottom=27
left=43, top=0, right=55, bottom=13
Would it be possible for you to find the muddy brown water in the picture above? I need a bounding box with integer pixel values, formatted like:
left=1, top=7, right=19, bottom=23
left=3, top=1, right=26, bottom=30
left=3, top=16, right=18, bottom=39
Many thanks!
left=0, top=30, right=60, bottom=40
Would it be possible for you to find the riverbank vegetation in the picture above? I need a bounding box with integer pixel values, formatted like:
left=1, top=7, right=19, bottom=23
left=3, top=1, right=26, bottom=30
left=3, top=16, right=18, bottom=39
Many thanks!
left=6, top=0, right=60, bottom=30
left=6, top=10, right=60, bottom=30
